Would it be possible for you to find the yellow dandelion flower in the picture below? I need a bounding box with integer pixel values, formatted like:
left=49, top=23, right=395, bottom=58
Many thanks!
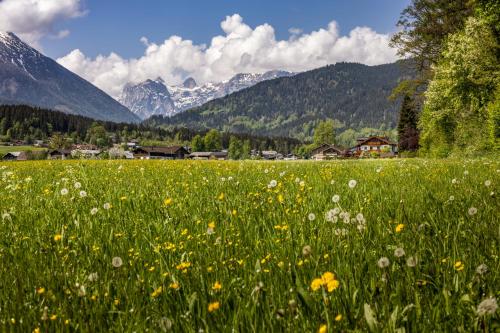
left=395, top=224, right=405, bottom=233
left=169, top=282, right=180, bottom=290
left=318, top=324, right=327, bottom=333
left=321, top=272, right=335, bottom=283
left=208, top=221, right=215, bottom=229
left=232, top=209, right=237, bottom=216
left=53, top=234, right=62, bottom=241
left=114, top=299, right=120, bottom=305
left=212, top=281, right=222, bottom=291
left=208, top=301, right=220, bottom=312
left=278, top=194, right=284, bottom=203
left=218, top=193, right=224, bottom=201
left=311, top=278, right=323, bottom=291
left=33, top=328, right=40, bottom=333
left=454, top=261, right=464, bottom=271
left=64, top=319, right=70, bottom=325
left=163, top=198, right=173, bottom=206
left=36, top=287, right=45, bottom=295
left=151, top=286, right=163, bottom=298
left=335, top=314, right=342, bottom=321
left=50, top=314, right=57, bottom=321
left=326, top=279, right=340, bottom=292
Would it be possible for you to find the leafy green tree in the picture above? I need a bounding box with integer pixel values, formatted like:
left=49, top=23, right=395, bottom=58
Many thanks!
left=397, top=94, right=420, bottom=151
left=419, top=17, right=499, bottom=156
left=228, top=136, right=243, bottom=160
left=191, top=134, right=205, bottom=152
left=49, top=133, right=71, bottom=149
left=86, top=123, right=110, bottom=148
left=313, top=120, right=336, bottom=145
left=241, top=140, right=251, bottom=159
left=204, top=129, right=222, bottom=152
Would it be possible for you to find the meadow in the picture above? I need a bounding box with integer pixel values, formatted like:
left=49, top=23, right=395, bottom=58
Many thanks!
left=0, top=159, right=498, bottom=332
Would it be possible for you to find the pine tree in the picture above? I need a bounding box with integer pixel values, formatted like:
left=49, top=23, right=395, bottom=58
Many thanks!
left=228, top=136, right=242, bottom=160
left=397, top=94, right=419, bottom=151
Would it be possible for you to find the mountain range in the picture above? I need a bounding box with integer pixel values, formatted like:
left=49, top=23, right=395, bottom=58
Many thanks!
left=147, top=61, right=414, bottom=140
left=119, top=71, right=293, bottom=119
left=0, top=32, right=140, bottom=123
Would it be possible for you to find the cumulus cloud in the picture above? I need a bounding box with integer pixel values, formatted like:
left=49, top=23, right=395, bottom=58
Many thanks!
left=0, top=0, right=86, bottom=47
left=57, top=14, right=399, bottom=98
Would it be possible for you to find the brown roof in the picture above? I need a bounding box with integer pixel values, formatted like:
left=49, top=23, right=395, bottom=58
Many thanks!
left=311, top=144, right=342, bottom=155
left=355, top=136, right=396, bottom=147
left=135, top=146, right=187, bottom=154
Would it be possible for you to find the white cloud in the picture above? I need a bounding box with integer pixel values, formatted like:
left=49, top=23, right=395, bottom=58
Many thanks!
left=57, top=14, right=399, bottom=98
left=0, top=0, right=86, bottom=47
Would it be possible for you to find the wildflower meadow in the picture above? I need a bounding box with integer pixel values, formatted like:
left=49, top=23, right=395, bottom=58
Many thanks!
left=0, top=159, right=498, bottom=332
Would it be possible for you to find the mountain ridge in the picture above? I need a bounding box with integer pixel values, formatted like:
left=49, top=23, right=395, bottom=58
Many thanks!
left=0, top=31, right=140, bottom=123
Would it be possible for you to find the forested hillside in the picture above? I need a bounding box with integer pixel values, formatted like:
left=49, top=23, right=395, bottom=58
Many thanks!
left=147, top=61, right=414, bottom=141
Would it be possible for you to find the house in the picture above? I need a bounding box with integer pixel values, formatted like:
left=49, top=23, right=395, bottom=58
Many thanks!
left=261, top=151, right=282, bottom=160
left=189, top=151, right=228, bottom=160
left=353, top=136, right=397, bottom=157
left=2, top=152, right=27, bottom=161
left=133, top=146, right=189, bottom=160
left=311, top=144, right=343, bottom=160
left=283, top=154, right=299, bottom=161
left=49, top=149, right=72, bottom=160
left=72, top=148, right=102, bottom=159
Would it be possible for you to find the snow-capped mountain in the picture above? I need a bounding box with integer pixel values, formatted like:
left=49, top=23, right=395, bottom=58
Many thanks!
left=120, top=78, right=176, bottom=119
left=120, top=70, right=293, bottom=120
left=0, top=32, right=140, bottom=123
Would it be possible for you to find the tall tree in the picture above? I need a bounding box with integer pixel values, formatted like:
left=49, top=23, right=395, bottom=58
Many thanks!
left=397, top=94, right=420, bottom=151
left=391, top=0, right=475, bottom=74
left=204, top=129, right=222, bottom=152
left=191, top=134, right=205, bottom=152
left=313, top=120, right=336, bottom=145
left=241, top=140, right=251, bottom=159
left=419, top=17, right=499, bottom=156
left=228, top=136, right=242, bottom=160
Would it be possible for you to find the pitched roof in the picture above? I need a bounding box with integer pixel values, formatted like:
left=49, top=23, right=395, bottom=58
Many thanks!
left=135, top=146, right=186, bottom=154
left=355, top=136, right=396, bottom=147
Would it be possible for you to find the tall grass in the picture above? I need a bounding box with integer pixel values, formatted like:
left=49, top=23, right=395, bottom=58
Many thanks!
left=0, top=159, right=498, bottom=332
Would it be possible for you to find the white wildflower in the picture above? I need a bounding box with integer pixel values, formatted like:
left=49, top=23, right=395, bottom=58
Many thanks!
left=60, top=188, right=69, bottom=196
left=332, top=194, right=340, bottom=203
left=468, top=207, right=478, bottom=216
left=377, top=257, right=390, bottom=268
left=394, top=248, right=406, bottom=258
left=477, top=298, right=497, bottom=316
left=112, top=256, right=123, bottom=268
left=348, top=179, right=357, bottom=189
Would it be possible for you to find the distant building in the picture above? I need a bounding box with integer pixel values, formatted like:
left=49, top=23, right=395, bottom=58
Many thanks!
left=133, top=146, right=189, bottom=160
left=261, top=151, right=282, bottom=160
left=310, top=144, right=343, bottom=160
left=352, top=136, right=397, bottom=157
left=2, top=151, right=27, bottom=161
left=49, top=149, right=72, bottom=160
left=189, top=151, right=228, bottom=160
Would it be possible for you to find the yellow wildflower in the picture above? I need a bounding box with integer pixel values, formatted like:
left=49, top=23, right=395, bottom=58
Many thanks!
left=212, top=281, right=222, bottom=291
left=163, top=198, right=173, bottom=206
left=208, top=301, right=220, bottom=312
left=335, top=314, right=342, bottom=321
left=151, top=286, right=163, bottom=298
left=169, top=282, right=180, bottom=290
left=53, top=234, right=62, bottom=241
left=395, top=224, right=405, bottom=233
left=33, top=328, right=40, bottom=333
left=318, top=324, right=327, bottom=333
left=50, top=314, right=57, bottom=321
left=310, top=278, right=323, bottom=291
left=36, top=287, right=45, bottom=295
left=454, top=261, right=464, bottom=271
left=208, top=221, right=215, bottom=229
left=326, top=279, right=340, bottom=292
left=278, top=194, right=284, bottom=203
left=218, top=193, right=224, bottom=200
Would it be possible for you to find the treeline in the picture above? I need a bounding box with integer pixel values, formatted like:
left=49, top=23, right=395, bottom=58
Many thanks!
left=393, top=0, right=499, bottom=156
left=146, top=60, right=414, bottom=141
left=0, top=105, right=302, bottom=153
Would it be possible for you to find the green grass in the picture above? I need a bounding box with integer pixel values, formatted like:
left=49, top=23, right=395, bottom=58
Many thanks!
left=0, top=159, right=498, bottom=332
left=0, top=145, right=46, bottom=155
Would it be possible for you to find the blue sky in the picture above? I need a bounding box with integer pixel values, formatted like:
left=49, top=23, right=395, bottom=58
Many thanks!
left=42, top=0, right=410, bottom=59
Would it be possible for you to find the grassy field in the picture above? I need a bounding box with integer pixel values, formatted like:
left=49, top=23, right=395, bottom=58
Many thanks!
left=0, top=159, right=498, bottom=332
left=0, top=145, right=46, bottom=155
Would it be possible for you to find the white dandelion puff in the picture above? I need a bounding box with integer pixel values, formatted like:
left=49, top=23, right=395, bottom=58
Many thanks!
left=477, top=298, right=497, bottom=316
left=484, top=180, right=491, bottom=187
left=475, top=264, right=488, bottom=275
left=90, top=208, right=98, bottom=215
left=74, top=182, right=81, bottom=189
left=79, top=191, right=87, bottom=198
left=332, top=194, right=340, bottom=203
left=112, top=257, right=123, bottom=268
left=377, top=257, right=390, bottom=268
left=268, top=180, right=277, bottom=188
left=348, top=179, right=357, bottom=189
left=87, top=272, right=99, bottom=282
left=406, top=256, right=418, bottom=267
left=103, top=203, right=111, bottom=210
left=308, top=213, right=316, bottom=221
left=60, top=188, right=69, bottom=196
left=468, top=207, right=478, bottom=216
left=394, top=248, right=406, bottom=258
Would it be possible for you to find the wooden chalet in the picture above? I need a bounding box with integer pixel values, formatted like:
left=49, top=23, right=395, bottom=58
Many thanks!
left=49, top=149, right=72, bottom=160
left=311, top=144, right=343, bottom=160
left=2, top=151, right=27, bottom=161
left=352, top=136, right=397, bottom=157
left=133, top=146, right=189, bottom=160
left=189, top=151, right=228, bottom=160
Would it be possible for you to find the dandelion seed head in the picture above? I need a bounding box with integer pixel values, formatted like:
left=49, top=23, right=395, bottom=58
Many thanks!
left=112, top=256, right=123, bottom=268
left=406, top=256, right=417, bottom=267
left=468, top=207, right=477, bottom=216
left=74, top=182, right=81, bottom=189
left=60, top=188, right=69, bottom=196
left=377, top=257, right=390, bottom=268
left=332, top=194, right=340, bottom=203
left=308, top=213, right=316, bottom=221
left=103, top=203, right=111, bottom=210
left=476, top=264, right=488, bottom=275
left=477, top=298, right=497, bottom=316
left=394, top=248, right=406, bottom=258
left=348, top=179, right=357, bottom=189
left=79, top=190, right=87, bottom=198
left=484, top=180, right=491, bottom=187
left=90, top=208, right=98, bottom=215
left=302, top=245, right=312, bottom=257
